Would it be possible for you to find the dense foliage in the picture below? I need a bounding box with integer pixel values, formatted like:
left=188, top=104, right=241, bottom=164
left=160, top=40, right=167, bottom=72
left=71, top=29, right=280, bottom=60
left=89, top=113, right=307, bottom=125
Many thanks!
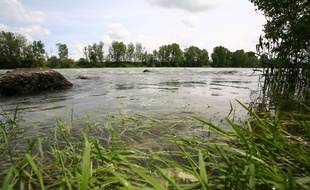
left=0, top=31, right=43, bottom=69
left=250, top=0, right=310, bottom=99
left=0, top=31, right=260, bottom=69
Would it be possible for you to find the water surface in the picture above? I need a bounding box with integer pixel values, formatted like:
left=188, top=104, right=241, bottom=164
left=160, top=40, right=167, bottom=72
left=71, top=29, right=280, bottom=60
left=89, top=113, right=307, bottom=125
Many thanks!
left=0, top=68, right=262, bottom=131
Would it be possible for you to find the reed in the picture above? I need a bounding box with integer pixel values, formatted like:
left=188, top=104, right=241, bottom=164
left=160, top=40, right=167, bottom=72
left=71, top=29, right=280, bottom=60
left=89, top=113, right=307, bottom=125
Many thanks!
left=0, top=102, right=309, bottom=189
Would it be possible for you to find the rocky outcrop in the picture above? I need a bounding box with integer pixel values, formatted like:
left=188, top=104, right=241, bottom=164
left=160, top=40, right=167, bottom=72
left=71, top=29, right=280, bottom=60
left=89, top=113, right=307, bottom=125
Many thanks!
left=0, top=68, right=73, bottom=96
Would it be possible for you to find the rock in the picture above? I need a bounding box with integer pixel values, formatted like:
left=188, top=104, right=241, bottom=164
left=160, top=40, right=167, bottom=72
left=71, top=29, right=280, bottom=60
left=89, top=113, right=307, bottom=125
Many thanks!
left=76, top=75, right=100, bottom=80
left=0, top=68, right=73, bottom=96
left=143, top=69, right=151, bottom=73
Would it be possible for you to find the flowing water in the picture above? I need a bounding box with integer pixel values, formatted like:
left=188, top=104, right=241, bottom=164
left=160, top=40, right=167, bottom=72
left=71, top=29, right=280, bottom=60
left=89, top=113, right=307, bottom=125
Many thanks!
left=0, top=68, right=262, bottom=133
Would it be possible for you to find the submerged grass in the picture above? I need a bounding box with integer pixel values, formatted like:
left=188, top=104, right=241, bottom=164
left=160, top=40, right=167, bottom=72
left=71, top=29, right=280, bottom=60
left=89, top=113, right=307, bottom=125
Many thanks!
left=0, top=102, right=310, bottom=189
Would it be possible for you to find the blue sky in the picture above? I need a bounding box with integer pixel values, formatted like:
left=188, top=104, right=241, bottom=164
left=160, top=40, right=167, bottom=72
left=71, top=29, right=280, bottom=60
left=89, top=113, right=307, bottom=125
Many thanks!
left=0, top=0, right=265, bottom=60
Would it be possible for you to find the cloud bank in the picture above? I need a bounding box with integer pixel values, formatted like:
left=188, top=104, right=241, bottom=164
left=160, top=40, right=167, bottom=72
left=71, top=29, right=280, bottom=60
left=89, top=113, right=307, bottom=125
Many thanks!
left=107, top=23, right=130, bottom=40
left=1, top=0, right=46, bottom=24
left=0, top=0, right=50, bottom=41
left=149, top=0, right=231, bottom=12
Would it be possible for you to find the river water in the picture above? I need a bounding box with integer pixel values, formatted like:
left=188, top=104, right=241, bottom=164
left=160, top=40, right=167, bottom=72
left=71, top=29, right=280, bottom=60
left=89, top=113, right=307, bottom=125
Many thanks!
left=0, top=68, right=262, bottom=132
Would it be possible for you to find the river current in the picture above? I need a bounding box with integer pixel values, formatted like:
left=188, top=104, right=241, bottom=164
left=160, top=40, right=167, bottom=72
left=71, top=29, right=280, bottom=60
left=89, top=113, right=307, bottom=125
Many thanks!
left=0, top=68, right=262, bottom=131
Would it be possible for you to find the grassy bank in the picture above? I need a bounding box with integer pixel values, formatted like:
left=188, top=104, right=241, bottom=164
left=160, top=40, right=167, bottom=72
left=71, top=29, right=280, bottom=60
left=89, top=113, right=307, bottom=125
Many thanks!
left=1, top=102, right=309, bottom=189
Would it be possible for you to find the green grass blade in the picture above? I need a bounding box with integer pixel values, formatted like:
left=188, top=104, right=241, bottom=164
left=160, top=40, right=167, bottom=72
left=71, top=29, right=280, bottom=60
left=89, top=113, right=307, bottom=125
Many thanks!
left=37, top=137, right=44, bottom=158
left=109, top=169, right=134, bottom=190
left=53, top=129, right=72, bottom=190
left=80, top=133, right=91, bottom=190
left=25, top=154, right=45, bottom=190
left=226, top=118, right=251, bottom=152
left=26, top=138, right=38, bottom=156
left=248, top=129, right=309, bottom=167
left=198, top=150, right=209, bottom=189
left=235, top=99, right=266, bottom=125
left=107, top=122, right=126, bottom=149
left=122, top=157, right=166, bottom=190
left=295, top=177, right=310, bottom=189
left=0, top=167, right=14, bottom=190
left=12, top=106, right=18, bottom=123
left=249, top=163, right=255, bottom=190
left=195, top=117, right=233, bottom=138
left=0, top=123, right=14, bottom=164
left=215, top=145, right=236, bottom=175
left=157, top=167, right=182, bottom=190
left=174, top=141, right=209, bottom=189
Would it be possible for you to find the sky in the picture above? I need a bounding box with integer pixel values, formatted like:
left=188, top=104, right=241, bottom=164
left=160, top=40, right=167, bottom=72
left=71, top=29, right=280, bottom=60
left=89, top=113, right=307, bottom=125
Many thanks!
left=0, top=0, right=266, bottom=60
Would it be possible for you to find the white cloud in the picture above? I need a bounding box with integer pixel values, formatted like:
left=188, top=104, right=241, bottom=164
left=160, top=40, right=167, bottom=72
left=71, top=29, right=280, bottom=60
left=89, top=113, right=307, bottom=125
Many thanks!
left=0, top=0, right=263, bottom=61
left=107, top=23, right=130, bottom=40
left=0, top=23, right=9, bottom=31
left=69, top=42, right=87, bottom=60
left=0, top=23, right=51, bottom=42
left=0, top=0, right=49, bottom=41
left=149, top=0, right=231, bottom=12
left=0, top=0, right=46, bottom=24
left=181, top=15, right=201, bottom=27
left=19, top=25, right=51, bottom=36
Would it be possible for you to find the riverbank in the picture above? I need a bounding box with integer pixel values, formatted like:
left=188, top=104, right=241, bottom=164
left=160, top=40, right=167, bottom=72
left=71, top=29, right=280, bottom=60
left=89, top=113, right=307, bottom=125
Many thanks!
left=1, top=102, right=309, bottom=189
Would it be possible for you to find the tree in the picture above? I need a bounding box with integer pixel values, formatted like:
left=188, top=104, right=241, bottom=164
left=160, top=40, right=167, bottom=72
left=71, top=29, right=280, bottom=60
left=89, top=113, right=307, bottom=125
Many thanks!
left=47, top=55, right=60, bottom=68
left=56, top=43, right=68, bottom=61
left=157, top=45, right=170, bottom=64
left=31, top=40, right=46, bottom=67
left=56, top=43, right=69, bottom=67
left=126, top=42, right=135, bottom=62
left=169, top=43, right=183, bottom=67
left=246, top=51, right=260, bottom=68
left=199, top=49, right=210, bottom=67
left=134, top=42, right=145, bottom=62
left=22, top=44, right=36, bottom=68
left=251, top=0, right=309, bottom=68
left=145, top=53, right=156, bottom=67
left=211, top=46, right=231, bottom=67
left=231, top=50, right=248, bottom=67
left=250, top=0, right=310, bottom=99
left=83, top=41, right=104, bottom=67
left=157, top=43, right=183, bottom=67
left=108, top=41, right=126, bottom=63
left=184, top=46, right=209, bottom=67
left=0, top=31, right=28, bottom=69
left=152, top=50, right=160, bottom=66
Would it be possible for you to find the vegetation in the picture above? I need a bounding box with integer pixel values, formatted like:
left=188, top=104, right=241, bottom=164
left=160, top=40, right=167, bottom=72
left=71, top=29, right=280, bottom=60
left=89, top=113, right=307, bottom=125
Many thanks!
left=250, top=0, right=309, bottom=101
left=0, top=102, right=309, bottom=189
left=78, top=41, right=105, bottom=68
left=1, top=0, right=309, bottom=189
left=0, top=31, right=260, bottom=69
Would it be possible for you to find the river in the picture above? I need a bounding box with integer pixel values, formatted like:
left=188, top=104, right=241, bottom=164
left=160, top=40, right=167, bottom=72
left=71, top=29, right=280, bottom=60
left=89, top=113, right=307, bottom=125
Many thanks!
left=0, top=68, right=262, bottom=133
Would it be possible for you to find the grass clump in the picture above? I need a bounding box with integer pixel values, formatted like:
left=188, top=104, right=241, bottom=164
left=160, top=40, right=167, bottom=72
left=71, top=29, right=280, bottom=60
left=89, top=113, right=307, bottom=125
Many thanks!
left=0, top=103, right=309, bottom=189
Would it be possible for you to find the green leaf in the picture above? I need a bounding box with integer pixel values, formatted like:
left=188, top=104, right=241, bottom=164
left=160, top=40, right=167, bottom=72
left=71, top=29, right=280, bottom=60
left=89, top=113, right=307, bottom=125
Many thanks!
left=25, top=154, right=45, bottom=190
left=80, top=134, right=91, bottom=190
left=198, top=150, right=209, bottom=189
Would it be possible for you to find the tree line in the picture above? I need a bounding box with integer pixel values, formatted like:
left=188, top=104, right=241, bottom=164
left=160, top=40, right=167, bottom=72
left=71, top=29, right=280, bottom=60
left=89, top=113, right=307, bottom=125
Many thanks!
left=0, top=31, right=260, bottom=69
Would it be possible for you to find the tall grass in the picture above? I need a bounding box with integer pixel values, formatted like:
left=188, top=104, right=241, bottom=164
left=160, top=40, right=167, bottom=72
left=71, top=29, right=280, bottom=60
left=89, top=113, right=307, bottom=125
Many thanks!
left=0, top=102, right=309, bottom=189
